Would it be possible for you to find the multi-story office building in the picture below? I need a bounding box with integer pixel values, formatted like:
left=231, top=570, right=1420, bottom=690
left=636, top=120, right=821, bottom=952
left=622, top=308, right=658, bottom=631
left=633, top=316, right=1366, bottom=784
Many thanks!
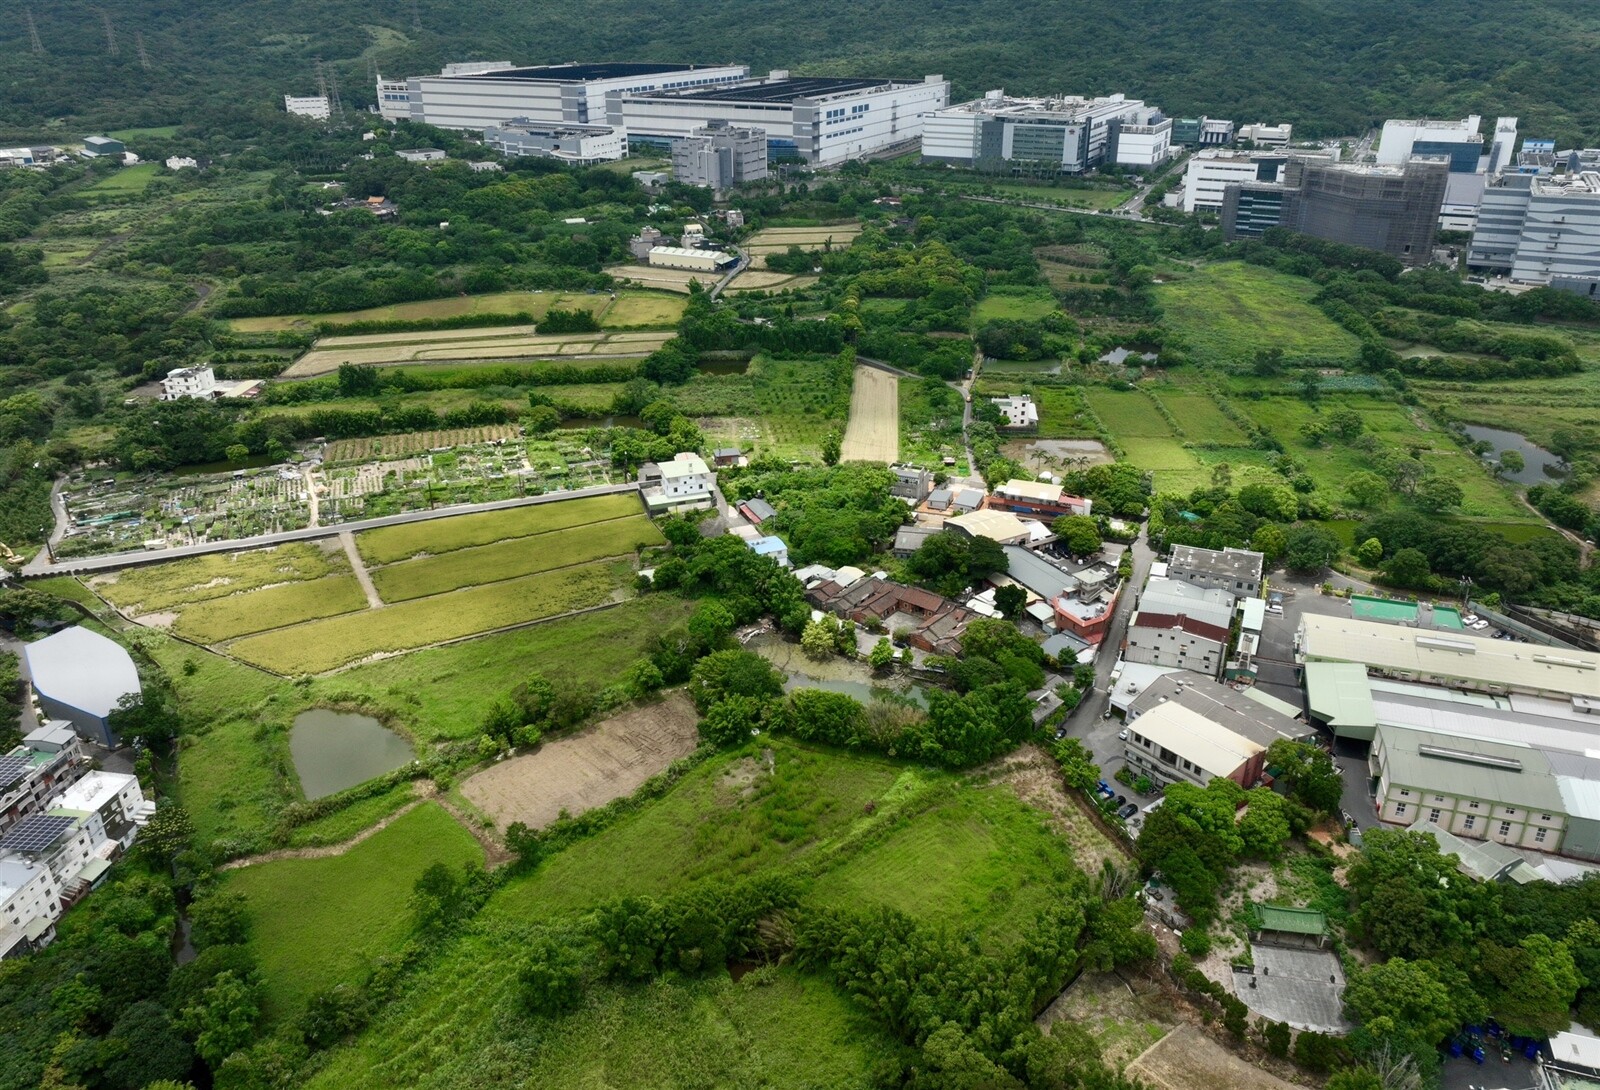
left=378, top=61, right=750, bottom=129
left=1377, top=115, right=1483, bottom=172
left=1183, top=150, right=1289, bottom=213
left=671, top=122, right=769, bottom=189
left=1222, top=158, right=1449, bottom=265
left=922, top=91, right=1171, bottom=174
left=615, top=73, right=949, bottom=165
left=1235, top=123, right=1293, bottom=148
left=1488, top=117, right=1519, bottom=175
left=1467, top=173, right=1600, bottom=294
left=284, top=94, right=331, bottom=121
left=482, top=120, right=625, bottom=164
left=1172, top=117, right=1235, bottom=147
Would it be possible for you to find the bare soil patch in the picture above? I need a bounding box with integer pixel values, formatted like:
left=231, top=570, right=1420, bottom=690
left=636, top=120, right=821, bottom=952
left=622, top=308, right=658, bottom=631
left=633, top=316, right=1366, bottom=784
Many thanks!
left=840, top=365, right=899, bottom=463
left=1127, top=1025, right=1300, bottom=1090
left=460, top=692, right=701, bottom=830
left=1038, top=972, right=1174, bottom=1069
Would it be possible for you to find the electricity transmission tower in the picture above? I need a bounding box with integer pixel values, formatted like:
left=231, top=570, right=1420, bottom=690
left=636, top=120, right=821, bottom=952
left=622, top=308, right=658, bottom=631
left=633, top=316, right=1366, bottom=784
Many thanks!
left=100, top=9, right=117, bottom=55
left=26, top=9, right=44, bottom=54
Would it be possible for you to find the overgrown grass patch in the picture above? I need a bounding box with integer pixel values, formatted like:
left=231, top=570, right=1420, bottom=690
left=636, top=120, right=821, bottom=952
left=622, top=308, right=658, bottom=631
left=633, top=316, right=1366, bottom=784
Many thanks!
left=972, top=288, right=1061, bottom=325
left=314, top=597, right=692, bottom=742
left=226, top=560, right=634, bottom=674
left=369, top=516, right=662, bottom=601
left=1157, top=262, right=1361, bottom=370
left=226, top=803, right=483, bottom=1021
left=1155, top=390, right=1250, bottom=446
left=807, top=785, right=1078, bottom=948
left=356, top=493, right=645, bottom=565
left=486, top=741, right=932, bottom=921
left=1084, top=387, right=1171, bottom=437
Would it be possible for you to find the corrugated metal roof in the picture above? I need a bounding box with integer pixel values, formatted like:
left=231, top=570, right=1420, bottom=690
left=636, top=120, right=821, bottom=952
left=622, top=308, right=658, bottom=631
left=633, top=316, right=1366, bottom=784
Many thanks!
left=1254, top=904, right=1326, bottom=935
left=1304, top=661, right=1377, bottom=728
left=1299, top=615, right=1600, bottom=698
left=1377, top=724, right=1566, bottom=812
left=1127, top=700, right=1266, bottom=780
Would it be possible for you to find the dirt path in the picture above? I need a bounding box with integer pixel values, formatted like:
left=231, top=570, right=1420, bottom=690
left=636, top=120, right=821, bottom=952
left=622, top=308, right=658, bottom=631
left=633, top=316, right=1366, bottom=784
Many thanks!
left=217, top=795, right=425, bottom=871
left=840, top=364, right=899, bottom=463
left=304, top=466, right=320, bottom=528
left=339, top=530, right=383, bottom=608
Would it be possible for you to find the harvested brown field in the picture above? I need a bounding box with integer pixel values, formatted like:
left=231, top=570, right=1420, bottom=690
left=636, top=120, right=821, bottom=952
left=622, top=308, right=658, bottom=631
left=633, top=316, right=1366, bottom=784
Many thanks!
left=839, top=365, right=899, bottom=463
left=1126, top=1026, right=1299, bottom=1090
left=741, top=223, right=862, bottom=257
left=460, top=692, right=701, bottom=830
left=283, top=330, right=671, bottom=377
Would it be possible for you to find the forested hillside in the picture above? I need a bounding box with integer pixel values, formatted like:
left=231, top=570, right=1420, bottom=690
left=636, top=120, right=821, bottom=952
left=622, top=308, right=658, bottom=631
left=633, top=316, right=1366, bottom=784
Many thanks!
left=5, top=0, right=1600, bottom=139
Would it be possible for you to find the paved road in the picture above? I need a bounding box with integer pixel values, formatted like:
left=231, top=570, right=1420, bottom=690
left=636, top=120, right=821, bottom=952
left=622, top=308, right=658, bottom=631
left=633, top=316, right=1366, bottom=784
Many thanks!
left=1062, top=528, right=1157, bottom=774
left=23, top=481, right=638, bottom=577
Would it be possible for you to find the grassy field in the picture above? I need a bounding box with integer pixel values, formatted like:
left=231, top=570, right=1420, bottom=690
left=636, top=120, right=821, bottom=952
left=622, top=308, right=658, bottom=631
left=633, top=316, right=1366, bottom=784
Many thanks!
left=172, top=574, right=369, bottom=643
left=305, top=951, right=887, bottom=1090
left=1082, top=387, right=1170, bottom=437
left=1034, top=386, right=1098, bottom=440
left=807, top=785, right=1077, bottom=948
left=1153, top=389, right=1251, bottom=447
left=356, top=492, right=645, bottom=565
left=369, top=516, right=663, bottom=601
left=676, top=355, right=852, bottom=461
left=92, top=541, right=344, bottom=612
left=81, top=163, right=160, bottom=197
left=227, top=290, right=675, bottom=333
left=487, top=742, right=933, bottom=921
left=1241, top=395, right=1533, bottom=520
left=1157, top=262, right=1362, bottom=370
left=225, top=803, right=483, bottom=1021
left=226, top=559, right=633, bottom=674
left=109, top=125, right=180, bottom=139
left=320, top=597, right=693, bottom=742
left=972, top=288, right=1062, bottom=325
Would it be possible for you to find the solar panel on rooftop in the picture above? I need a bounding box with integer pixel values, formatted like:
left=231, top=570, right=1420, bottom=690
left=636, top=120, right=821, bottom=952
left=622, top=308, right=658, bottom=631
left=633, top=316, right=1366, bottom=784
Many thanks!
left=0, top=753, right=30, bottom=788
left=0, top=814, right=75, bottom=854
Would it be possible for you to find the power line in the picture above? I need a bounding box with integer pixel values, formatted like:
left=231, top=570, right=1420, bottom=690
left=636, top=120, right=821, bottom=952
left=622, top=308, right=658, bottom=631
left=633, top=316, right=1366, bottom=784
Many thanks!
left=25, top=9, right=44, bottom=54
left=135, top=30, right=150, bottom=70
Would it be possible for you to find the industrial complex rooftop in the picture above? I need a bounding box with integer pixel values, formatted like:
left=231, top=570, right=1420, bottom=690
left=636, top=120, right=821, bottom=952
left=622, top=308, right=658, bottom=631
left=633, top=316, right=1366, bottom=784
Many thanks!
left=1296, top=615, right=1600, bottom=701
left=1375, top=724, right=1568, bottom=815
left=1127, top=674, right=1313, bottom=749
left=453, top=62, right=723, bottom=82
left=640, top=76, right=911, bottom=103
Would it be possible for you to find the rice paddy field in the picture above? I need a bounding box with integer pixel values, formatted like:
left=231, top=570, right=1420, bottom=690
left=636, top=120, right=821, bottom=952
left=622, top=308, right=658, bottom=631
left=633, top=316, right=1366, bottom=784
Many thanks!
left=1157, top=262, right=1363, bottom=370
left=356, top=492, right=643, bottom=564
left=227, top=289, right=684, bottom=333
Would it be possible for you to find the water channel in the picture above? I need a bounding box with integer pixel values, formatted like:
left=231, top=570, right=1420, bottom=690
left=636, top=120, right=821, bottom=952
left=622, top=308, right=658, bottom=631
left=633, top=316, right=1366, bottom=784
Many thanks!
left=1461, top=424, right=1567, bottom=486
left=747, top=632, right=934, bottom=709
left=289, top=709, right=415, bottom=800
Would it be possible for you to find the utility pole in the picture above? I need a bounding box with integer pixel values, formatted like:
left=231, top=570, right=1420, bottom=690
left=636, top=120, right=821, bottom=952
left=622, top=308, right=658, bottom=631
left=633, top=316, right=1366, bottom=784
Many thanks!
left=26, top=9, right=44, bottom=54
left=134, top=31, right=150, bottom=70
left=100, top=9, right=117, bottom=55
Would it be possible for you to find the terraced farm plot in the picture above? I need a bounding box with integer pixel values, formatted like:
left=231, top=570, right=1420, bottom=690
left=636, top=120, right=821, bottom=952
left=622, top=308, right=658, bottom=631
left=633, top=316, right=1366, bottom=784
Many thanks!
left=1083, top=388, right=1169, bottom=437
left=226, top=290, right=607, bottom=333
left=741, top=222, right=862, bottom=258
left=603, top=263, right=709, bottom=293
left=369, top=515, right=662, bottom=601
left=172, top=575, right=369, bottom=643
left=91, top=542, right=344, bottom=613
left=284, top=330, right=672, bottom=377
left=356, top=492, right=645, bottom=565
left=323, top=426, right=520, bottom=463
left=461, top=692, right=701, bottom=829
left=226, top=559, right=633, bottom=674
left=1157, top=262, right=1362, bottom=370
left=839, top=365, right=899, bottom=462
left=1154, top=390, right=1251, bottom=446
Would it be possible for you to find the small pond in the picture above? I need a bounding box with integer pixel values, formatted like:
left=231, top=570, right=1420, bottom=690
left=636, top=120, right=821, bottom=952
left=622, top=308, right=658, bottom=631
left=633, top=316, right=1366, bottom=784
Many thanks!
left=1099, top=346, right=1158, bottom=366
left=748, top=632, right=933, bottom=709
left=584, top=414, right=644, bottom=431
left=1462, top=424, right=1567, bottom=486
left=290, top=709, right=415, bottom=801
left=696, top=358, right=750, bottom=375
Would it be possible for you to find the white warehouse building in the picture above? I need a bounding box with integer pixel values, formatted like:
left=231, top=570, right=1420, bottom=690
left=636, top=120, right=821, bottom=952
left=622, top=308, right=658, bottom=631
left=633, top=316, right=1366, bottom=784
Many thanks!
left=284, top=95, right=332, bottom=121
left=1468, top=172, right=1600, bottom=294
left=482, top=119, right=625, bottom=164
left=613, top=72, right=949, bottom=165
left=923, top=91, right=1171, bottom=174
left=378, top=61, right=750, bottom=130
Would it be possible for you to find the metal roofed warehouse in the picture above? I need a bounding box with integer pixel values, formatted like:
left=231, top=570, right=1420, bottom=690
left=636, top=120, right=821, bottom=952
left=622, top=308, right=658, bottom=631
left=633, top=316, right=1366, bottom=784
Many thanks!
left=1297, top=615, right=1600, bottom=701
left=22, top=627, right=141, bottom=748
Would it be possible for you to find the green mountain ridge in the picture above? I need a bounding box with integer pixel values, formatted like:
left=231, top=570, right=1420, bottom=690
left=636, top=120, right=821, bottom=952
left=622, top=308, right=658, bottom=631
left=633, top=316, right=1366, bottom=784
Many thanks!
left=6, top=0, right=1600, bottom=140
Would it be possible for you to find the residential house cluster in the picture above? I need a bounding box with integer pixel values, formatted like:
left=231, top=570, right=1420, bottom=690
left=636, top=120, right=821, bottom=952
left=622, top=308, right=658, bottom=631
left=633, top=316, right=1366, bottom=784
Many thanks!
left=0, top=723, right=154, bottom=959
left=804, top=572, right=975, bottom=656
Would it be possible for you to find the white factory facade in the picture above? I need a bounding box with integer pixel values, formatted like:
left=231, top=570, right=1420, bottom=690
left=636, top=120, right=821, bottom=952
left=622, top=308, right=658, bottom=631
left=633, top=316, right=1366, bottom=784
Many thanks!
left=377, top=61, right=948, bottom=166
left=922, top=91, right=1172, bottom=173
left=1468, top=172, right=1600, bottom=294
